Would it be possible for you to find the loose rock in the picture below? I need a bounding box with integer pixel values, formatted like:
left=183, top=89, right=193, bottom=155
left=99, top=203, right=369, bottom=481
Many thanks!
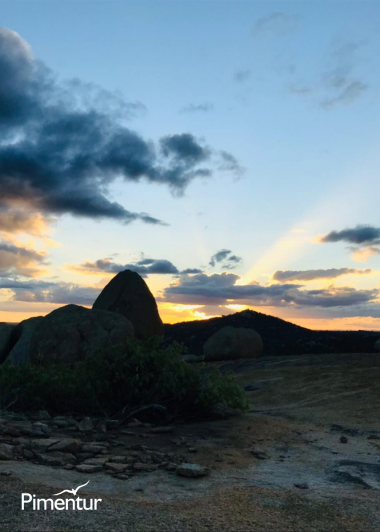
left=76, top=464, right=102, bottom=474
left=48, top=439, right=82, bottom=455
left=176, top=463, right=210, bottom=478
left=35, top=451, right=76, bottom=466
left=203, top=326, right=263, bottom=361
left=105, top=463, right=129, bottom=473
left=29, top=304, right=134, bottom=365
left=78, top=417, right=93, bottom=433
left=0, top=444, right=14, bottom=461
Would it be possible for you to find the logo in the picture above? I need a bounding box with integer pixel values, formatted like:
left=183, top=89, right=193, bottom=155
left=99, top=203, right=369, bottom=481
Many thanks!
left=53, top=480, right=90, bottom=497
left=22, top=481, right=102, bottom=511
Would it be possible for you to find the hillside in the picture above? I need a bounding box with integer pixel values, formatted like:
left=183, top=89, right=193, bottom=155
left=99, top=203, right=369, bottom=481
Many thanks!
left=164, top=310, right=379, bottom=356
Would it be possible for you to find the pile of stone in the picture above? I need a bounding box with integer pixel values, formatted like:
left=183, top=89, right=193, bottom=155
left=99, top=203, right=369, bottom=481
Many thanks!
left=0, top=411, right=209, bottom=481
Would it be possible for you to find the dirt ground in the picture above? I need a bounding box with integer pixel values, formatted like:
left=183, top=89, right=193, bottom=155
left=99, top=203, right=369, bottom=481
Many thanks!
left=1, top=352, right=380, bottom=531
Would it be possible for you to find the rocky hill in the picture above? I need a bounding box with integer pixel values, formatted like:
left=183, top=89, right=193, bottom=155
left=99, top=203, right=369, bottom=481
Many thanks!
left=164, top=310, right=379, bottom=356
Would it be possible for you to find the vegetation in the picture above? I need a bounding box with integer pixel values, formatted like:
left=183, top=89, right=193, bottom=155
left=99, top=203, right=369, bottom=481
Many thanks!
left=0, top=338, right=248, bottom=419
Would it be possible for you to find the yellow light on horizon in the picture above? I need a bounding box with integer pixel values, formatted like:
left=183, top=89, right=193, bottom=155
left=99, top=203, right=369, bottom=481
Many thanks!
left=193, top=310, right=220, bottom=320
left=225, top=304, right=248, bottom=311
left=160, top=303, right=204, bottom=312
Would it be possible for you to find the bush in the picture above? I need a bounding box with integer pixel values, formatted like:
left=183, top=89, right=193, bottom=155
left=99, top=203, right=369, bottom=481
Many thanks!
left=0, top=338, right=248, bottom=418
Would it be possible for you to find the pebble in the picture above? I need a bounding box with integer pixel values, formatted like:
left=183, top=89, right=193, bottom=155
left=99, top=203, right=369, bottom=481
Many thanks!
left=294, top=483, right=309, bottom=490
left=176, top=463, right=210, bottom=478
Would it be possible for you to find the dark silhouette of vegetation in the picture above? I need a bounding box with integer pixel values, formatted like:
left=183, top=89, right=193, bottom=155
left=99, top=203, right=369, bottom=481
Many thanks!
left=0, top=338, right=248, bottom=419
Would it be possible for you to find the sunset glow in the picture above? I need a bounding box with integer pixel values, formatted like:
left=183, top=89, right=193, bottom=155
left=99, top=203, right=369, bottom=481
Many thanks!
left=0, top=3, right=379, bottom=330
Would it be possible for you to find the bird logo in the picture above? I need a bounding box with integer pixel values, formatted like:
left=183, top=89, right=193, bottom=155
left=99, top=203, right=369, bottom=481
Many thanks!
left=53, top=481, right=90, bottom=497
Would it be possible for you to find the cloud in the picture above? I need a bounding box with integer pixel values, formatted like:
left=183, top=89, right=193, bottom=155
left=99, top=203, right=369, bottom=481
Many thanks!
left=160, top=133, right=211, bottom=166
left=320, top=225, right=380, bottom=261
left=252, top=12, right=297, bottom=36
left=0, top=205, right=53, bottom=237
left=209, top=249, right=230, bottom=267
left=162, top=272, right=379, bottom=308
left=234, top=70, right=251, bottom=83
left=180, top=268, right=203, bottom=275
left=0, top=277, right=98, bottom=306
left=273, top=268, right=372, bottom=283
left=320, top=80, right=367, bottom=109
left=320, top=225, right=380, bottom=246
left=218, top=151, right=245, bottom=178
left=288, top=84, right=314, bottom=96
left=223, top=255, right=243, bottom=269
left=0, top=28, right=243, bottom=232
left=209, top=249, right=243, bottom=269
left=0, top=241, right=48, bottom=277
left=69, top=257, right=202, bottom=277
left=70, top=258, right=178, bottom=276
left=351, top=247, right=380, bottom=262
left=289, top=40, right=368, bottom=109
left=180, top=103, right=213, bottom=113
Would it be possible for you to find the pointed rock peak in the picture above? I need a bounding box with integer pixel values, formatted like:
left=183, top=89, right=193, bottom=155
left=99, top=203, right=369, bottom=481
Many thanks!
left=93, top=270, right=163, bottom=339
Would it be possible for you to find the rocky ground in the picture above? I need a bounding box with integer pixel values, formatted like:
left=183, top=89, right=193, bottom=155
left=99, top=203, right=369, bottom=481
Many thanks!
left=0, top=352, right=380, bottom=531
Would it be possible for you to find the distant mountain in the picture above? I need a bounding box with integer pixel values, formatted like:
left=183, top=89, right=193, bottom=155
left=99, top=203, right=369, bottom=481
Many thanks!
left=164, top=310, right=379, bottom=356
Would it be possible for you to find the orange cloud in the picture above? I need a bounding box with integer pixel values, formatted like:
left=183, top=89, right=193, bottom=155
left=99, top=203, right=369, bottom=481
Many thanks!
left=352, top=246, right=379, bottom=262
left=0, top=241, right=50, bottom=277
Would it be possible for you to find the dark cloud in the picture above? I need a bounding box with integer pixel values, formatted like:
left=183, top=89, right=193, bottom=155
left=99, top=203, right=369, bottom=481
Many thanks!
left=234, top=70, right=251, bottom=83
left=0, top=277, right=98, bottom=306
left=0, top=241, right=48, bottom=277
left=209, top=249, right=243, bottom=269
left=160, top=133, right=211, bottom=165
left=320, top=225, right=380, bottom=246
left=180, top=103, right=213, bottom=113
left=69, top=257, right=202, bottom=276
left=180, top=268, right=203, bottom=275
left=162, top=272, right=379, bottom=308
left=209, top=249, right=231, bottom=267
left=227, top=255, right=242, bottom=264
left=71, top=258, right=178, bottom=276
left=273, top=268, right=372, bottom=283
left=319, top=226, right=380, bottom=261
left=0, top=28, right=242, bottom=231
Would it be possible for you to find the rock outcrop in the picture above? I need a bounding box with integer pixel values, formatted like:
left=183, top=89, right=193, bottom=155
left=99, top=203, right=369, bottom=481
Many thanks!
left=0, top=323, right=15, bottom=364
left=28, top=304, right=134, bottom=365
left=93, top=270, right=163, bottom=339
left=6, top=317, right=44, bottom=366
left=203, top=326, right=263, bottom=361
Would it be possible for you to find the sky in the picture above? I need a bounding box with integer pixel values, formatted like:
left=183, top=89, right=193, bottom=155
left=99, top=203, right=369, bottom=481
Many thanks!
left=1, top=0, right=380, bottom=330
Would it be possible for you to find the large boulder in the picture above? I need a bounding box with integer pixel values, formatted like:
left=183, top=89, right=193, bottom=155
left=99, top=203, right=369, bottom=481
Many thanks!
left=374, top=339, right=380, bottom=352
left=6, top=317, right=44, bottom=366
left=203, top=326, right=263, bottom=361
left=93, top=270, right=163, bottom=339
left=0, top=323, right=15, bottom=364
left=28, top=305, right=134, bottom=365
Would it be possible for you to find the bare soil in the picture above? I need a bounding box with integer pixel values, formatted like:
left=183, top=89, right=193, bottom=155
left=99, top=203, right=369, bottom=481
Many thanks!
left=1, top=352, right=380, bottom=531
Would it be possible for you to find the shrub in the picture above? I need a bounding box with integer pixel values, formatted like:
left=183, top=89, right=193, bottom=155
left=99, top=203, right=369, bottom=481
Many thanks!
left=0, top=362, right=97, bottom=413
left=0, top=338, right=248, bottom=418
